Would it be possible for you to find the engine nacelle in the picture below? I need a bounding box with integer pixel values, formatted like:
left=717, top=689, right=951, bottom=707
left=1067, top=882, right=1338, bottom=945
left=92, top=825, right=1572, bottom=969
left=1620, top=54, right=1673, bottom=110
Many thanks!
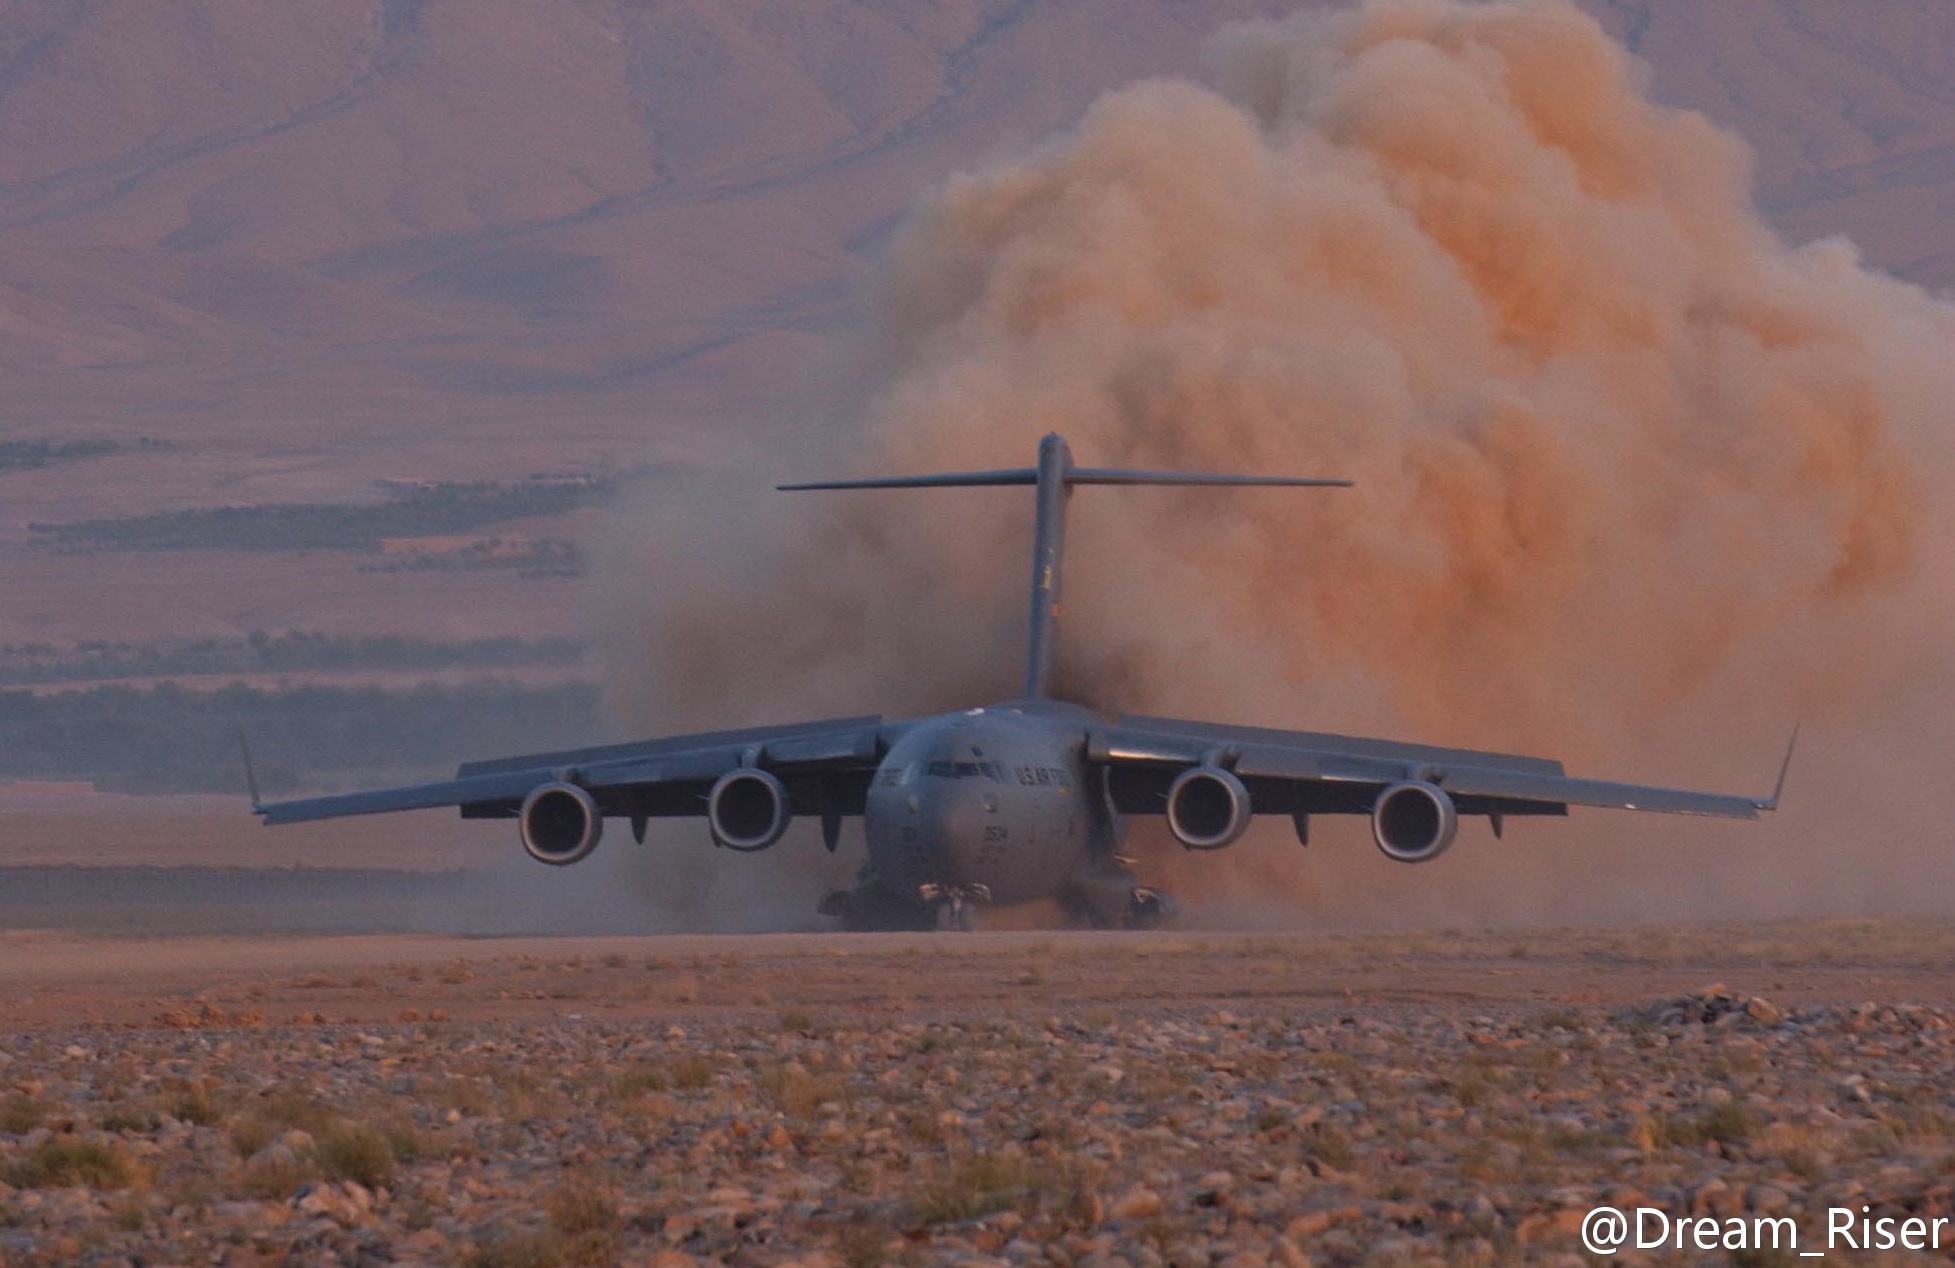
left=520, top=782, right=603, bottom=866
left=1166, top=766, right=1253, bottom=850
left=708, top=768, right=791, bottom=852
left=1371, top=781, right=1458, bottom=863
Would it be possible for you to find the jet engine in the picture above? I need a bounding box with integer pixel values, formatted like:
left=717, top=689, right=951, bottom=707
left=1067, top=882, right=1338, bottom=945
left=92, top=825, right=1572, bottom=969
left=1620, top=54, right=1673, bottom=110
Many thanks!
left=708, top=768, right=791, bottom=852
left=520, top=782, right=604, bottom=866
left=1371, top=781, right=1458, bottom=863
left=1165, top=766, right=1252, bottom=850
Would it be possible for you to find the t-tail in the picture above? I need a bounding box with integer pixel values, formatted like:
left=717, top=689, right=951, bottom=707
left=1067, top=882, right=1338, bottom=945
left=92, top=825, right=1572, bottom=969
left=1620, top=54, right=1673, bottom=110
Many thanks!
left=779, top=434, right=1351, bottom=700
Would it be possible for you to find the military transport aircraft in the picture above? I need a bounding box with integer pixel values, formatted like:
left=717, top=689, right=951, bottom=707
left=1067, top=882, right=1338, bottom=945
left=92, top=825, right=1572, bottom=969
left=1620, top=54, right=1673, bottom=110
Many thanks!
left=254, top=434, right=1794, bottom=929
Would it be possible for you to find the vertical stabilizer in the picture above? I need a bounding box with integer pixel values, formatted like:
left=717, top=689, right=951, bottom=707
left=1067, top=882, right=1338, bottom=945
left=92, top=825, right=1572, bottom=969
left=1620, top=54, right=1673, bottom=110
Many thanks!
left=1024, top=434, right=1073, bottom=700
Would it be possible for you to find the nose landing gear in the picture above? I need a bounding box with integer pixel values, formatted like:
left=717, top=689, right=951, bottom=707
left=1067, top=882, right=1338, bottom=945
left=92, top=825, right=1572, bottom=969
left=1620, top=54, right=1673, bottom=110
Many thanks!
left=817, top=872, right=995, bottom=931
left=919, top=882, right=992, bottom=932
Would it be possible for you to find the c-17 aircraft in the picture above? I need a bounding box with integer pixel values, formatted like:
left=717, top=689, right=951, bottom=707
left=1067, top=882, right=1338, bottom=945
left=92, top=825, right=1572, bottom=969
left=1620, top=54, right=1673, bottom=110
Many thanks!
left=254, top=434, right=1794, bottom=930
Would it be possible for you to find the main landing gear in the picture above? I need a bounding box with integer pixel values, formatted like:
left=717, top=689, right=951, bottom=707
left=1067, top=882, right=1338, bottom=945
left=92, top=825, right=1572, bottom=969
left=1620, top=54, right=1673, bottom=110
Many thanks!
left=1063, top=857, right=1179, bottom=930
left=820, top=867, right=1175, bottom=932
left=817, top=877, right=938, bottom=931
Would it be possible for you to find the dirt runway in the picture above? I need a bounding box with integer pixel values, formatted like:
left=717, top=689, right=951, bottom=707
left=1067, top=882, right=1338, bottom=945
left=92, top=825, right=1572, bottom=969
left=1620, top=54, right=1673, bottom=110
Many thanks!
left=5, top=921, right=1955, bottom=1033
left=5, top=922, right=1955, bottom=1265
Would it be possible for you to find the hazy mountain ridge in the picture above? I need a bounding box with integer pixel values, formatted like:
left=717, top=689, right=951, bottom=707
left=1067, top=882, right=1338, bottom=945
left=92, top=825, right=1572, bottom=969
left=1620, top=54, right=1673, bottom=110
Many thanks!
left=1596, top=0, right=1955, bottom=286
left=0, top=0, right=1951, bottom=653
left=0, top=1, right=1942, bottom=384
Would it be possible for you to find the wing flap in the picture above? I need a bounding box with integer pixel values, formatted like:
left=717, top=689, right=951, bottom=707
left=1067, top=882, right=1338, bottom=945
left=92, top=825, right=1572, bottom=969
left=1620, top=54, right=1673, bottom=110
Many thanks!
left=1436, top=766, right=1762, bottom=819
left=1092, top=717, right=1775, bottom=823
left=1115, top=714, right=1566, bottom=776
left=1090, top=726, right=1417, bottom=784
left=454, top=716, right=883, bottom=779
left=259, top=717, right=898, bottom=827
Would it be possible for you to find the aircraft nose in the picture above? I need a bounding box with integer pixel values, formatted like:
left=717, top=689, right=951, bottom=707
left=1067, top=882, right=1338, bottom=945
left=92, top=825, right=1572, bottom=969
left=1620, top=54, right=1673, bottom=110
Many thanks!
left=915, top=782, right=993, bottom=875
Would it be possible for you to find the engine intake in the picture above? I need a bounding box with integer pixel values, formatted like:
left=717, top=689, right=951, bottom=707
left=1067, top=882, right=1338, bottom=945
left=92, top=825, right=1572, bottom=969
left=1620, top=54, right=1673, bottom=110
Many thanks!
left=520, top=782, right=603, bottom=866
left=1166, top=766, right=1252, bottom=850
left=1371, top=781, right=1458, bottom=863
left=709, top=768, right=791, bottom=851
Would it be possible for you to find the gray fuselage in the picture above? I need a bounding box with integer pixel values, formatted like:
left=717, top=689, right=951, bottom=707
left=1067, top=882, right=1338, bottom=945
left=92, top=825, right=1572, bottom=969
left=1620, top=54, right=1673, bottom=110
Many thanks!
left=863, top=701, right=1116, bottom=906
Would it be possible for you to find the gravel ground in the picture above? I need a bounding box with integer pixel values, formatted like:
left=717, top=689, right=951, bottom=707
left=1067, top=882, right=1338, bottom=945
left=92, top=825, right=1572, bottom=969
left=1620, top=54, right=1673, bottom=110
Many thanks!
left=4, top=925, right=1955, bottom=1266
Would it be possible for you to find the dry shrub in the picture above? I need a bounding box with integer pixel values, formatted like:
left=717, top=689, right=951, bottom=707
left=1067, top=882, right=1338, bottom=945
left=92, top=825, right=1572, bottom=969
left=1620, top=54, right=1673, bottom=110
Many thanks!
left=545, top=1178, right=619, bottom=1235
left=670, top=1056, right=714, bottom=1090
left=230, top=1084, right=338, bottom=1162
left=1, top=1096, right=45, bottom=1134
left=911, top=1148, right=1097, bottom=1227
left=318, top=1123, right=394, bottom=1188
left=109, top=1195, right=147, bottom=1231
left=467, top=1230, right=565, bottom=1268
left=1655, top=1103, right=1755, bottom=1149
left=239, top=1154, right=313, bottom=1200
left=759, top=1064, right=837, bottom=1118
left=437, top=1076, right=495, bottom=1116
left=835, top=1221, right=893, bottom=1268
left=243, top=1086, right=335, bottom=1135
left=612, top=1065, right=667, bottom=1097
left=913, top=1151, right=1032, bottom=1224
left=230, top=1116, right=276, bottom=1159
left=1300, top=1122, right=1355, bottom=1171
left=8, top=1138, right=144, bottom=1190
left=383, top=1119, right=424, bottom=1163
left=100, top=1105, right=158, bottom=1134
left=544, top=1176, right=621, bottom=1264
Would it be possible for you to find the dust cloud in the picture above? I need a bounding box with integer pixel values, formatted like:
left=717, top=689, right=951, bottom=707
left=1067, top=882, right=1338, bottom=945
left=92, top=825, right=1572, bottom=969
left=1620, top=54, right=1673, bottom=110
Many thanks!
left=592, top=0, right=1955, bottom=930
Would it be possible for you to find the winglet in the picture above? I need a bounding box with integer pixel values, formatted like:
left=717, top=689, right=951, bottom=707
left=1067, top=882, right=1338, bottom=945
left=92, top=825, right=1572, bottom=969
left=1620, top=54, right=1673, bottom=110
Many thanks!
left=237, top=725, right=264, bottom=813
left=1757, top=723, right=1799, bottom=812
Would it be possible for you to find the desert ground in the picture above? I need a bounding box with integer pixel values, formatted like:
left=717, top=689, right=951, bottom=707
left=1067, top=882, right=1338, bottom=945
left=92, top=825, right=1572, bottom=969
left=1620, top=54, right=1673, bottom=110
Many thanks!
left=5, top=920, right=1955, bottom=1266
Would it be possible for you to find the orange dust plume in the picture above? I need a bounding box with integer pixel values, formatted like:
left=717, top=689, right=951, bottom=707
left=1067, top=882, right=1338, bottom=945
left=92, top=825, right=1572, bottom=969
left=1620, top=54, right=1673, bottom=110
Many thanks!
left=593, top=0, right=1955, bottom=929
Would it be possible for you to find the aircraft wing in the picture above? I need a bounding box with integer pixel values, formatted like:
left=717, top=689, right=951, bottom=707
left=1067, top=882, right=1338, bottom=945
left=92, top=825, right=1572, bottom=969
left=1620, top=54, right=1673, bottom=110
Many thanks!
left=255, top=715, right=901, bottom=825
left=1087, top=715, right=1789, bottom=821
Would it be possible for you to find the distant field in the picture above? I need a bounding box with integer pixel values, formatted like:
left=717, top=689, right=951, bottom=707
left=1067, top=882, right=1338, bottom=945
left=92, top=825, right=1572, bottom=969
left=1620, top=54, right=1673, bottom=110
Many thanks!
left=27, top=477, right=613, bottom=554
left=0, top=785, right=485, bottom=871
left=0, top=631, right=587, bottom=686
left=0, top=679, right=605, bottom=794
left=0, top=867, right=484, bottom=935
left=0, top=439, right=158, bottom=473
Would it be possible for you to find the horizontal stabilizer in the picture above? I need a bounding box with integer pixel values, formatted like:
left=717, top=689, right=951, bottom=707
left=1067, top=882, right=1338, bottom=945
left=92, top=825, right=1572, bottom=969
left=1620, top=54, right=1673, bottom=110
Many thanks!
left=1067, top=468, right=1351, bottom=488
left=780, top=468, right=1350, bottom=491
left=779, top=469, right=1037, bottom=491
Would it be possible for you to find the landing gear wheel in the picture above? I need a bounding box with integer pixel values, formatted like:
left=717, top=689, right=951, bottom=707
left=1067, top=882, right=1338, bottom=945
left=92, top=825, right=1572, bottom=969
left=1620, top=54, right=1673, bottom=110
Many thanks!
left=1125, top=886, right=1178, bottom=930
left=1063, top=863, right=1176, bottom=930
left=920, top=883, right=988, bottom=932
